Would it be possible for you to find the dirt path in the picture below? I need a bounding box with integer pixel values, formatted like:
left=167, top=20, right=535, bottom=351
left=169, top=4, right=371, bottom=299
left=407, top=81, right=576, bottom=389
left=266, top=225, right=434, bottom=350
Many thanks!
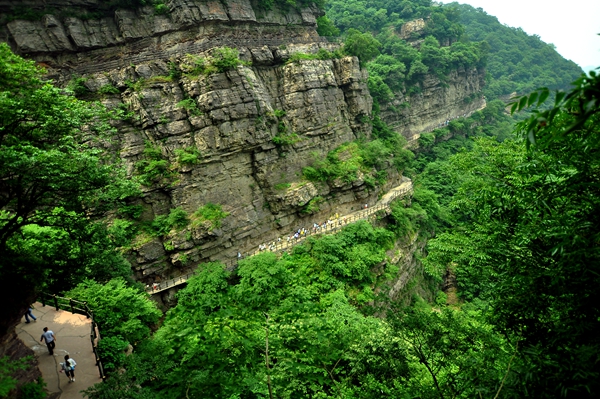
left=17, top=302, right=102, bottom=399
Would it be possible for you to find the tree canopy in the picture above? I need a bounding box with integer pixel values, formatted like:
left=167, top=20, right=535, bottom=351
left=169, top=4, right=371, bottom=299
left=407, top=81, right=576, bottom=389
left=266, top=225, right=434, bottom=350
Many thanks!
left=0, top=43, right=137, bottom=336
left=446, top=2, right=583, bottom=99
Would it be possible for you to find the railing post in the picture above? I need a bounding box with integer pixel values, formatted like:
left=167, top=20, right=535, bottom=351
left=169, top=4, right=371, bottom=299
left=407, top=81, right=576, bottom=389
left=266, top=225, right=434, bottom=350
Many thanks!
left=69, top=298, right=75, bottom=314
left=53, top=295, right=59, bottom=311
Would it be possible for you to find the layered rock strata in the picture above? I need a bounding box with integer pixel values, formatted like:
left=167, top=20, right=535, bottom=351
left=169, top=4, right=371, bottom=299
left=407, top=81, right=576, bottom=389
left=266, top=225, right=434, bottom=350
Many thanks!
left=382, top=66, right=486, bottom=139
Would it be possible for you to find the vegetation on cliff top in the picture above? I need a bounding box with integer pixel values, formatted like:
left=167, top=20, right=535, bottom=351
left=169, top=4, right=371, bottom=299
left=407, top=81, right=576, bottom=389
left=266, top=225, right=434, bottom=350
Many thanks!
left=445, top=2, right=583, bottom=99
left=324, top=0, right=485, bottom=105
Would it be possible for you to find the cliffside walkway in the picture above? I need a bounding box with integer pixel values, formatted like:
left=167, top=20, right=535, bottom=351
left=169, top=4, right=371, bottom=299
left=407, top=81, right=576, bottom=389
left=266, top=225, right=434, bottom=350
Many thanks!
left=76, top=36, right=333, bottom=75
left=17, top=301, right=104, bottom=399
left=147, top=179, right=413, bottom=295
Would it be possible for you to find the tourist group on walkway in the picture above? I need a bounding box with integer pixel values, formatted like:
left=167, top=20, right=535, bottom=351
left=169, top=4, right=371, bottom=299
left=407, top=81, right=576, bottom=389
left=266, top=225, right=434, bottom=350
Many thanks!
left=25, top=307, right=78, bottom=384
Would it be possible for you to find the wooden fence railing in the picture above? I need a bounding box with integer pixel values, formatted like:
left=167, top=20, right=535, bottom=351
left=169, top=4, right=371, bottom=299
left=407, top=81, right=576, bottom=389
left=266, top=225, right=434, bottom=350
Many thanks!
left=39, top=293, right=107, bottom=382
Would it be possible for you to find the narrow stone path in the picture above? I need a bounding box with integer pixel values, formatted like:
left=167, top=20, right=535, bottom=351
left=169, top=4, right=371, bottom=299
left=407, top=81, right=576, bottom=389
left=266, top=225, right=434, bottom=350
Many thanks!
left=17, top=303, right=102, bottom=399
left=147, top=178, right=413, bottom=294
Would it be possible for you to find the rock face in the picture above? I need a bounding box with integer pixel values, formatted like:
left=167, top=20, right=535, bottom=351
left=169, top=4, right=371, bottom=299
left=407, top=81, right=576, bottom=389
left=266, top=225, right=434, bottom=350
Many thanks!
left=2, top=0, right=322, bottom=55
left=106, top=51, right=378, bottom=283
left=382, top=66, right=486, bottom=139
left=399, top=18, right=426, bottom=40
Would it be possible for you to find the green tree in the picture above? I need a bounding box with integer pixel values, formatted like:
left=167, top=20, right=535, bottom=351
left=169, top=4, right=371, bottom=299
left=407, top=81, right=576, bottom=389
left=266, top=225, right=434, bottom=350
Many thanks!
left=66, top=278, right=161, bottom=344
left=316, top=16, right=340, bottom=37
left=0, top=43, right=137, bottom=337
left=343, top=29, right=381, bottom=63
left=425, top=72, right=600, bottom=396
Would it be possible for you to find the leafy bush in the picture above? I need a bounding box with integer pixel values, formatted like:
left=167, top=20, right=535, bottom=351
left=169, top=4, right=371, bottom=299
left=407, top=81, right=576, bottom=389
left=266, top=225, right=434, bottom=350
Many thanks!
left=286, top=49, right=341, bottom=64
left=176, top=98, right=202, bottom=116
left=192, top=203, right=229, bottom=230
left=98, top=336, right=129, bottom=371
left=343, top=28, right=381, bottom=63
left=418, top=132, right=435, bottom=149
left=149, top=207, right=189, bottom=237
left=66, top=278, right=161, bottom=344
left=67, top=77, right=90, bottom=97
left=301, top=196, right=324, bottom=214
left=316, top=16, right=340, bottom=37
left=174, top=147, right=201, bottom=165
left=97, top=84, right=120, bottom=95
left=19, top=378, right=46, bottom=399
left=134, top=141, right=174, bottom=186
left=154, top=2, right=168, bottom=15
left=212, top=47, right=243, bottom=73
left=303, top=142, right=364, bottom=184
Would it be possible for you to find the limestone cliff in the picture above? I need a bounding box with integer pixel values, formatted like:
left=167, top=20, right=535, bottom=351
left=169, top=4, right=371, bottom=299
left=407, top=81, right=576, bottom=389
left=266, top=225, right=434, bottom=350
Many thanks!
left=382, top=66, right=486, bottom=141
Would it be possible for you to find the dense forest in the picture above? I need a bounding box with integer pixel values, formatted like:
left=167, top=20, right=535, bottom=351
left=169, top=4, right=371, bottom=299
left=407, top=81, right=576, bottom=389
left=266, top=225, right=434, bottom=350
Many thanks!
left=446, top=3, right=583, bottom=99
left=1, top=0, right=599, bottom=398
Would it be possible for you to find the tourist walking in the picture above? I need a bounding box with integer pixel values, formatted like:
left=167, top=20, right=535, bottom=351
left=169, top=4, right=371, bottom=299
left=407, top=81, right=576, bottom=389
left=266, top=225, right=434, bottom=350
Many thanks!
left=40, top=327, right=56, bottom=355
left=24, top=307, right=36, bottom=323
left=60, top=355, right=77, bottom=382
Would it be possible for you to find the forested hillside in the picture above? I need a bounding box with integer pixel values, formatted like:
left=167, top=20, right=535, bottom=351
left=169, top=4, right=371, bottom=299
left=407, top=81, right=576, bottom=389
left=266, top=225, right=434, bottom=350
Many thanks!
left=323, top=0, right=486, bottom=107
left=445, top=2, right=583, bottom=99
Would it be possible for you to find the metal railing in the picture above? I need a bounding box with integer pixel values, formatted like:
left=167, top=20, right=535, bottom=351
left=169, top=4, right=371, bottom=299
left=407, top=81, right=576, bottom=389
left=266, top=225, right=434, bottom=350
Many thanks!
left=39, top=293, right=107, bottom=382
left=147, top=181, right=413, bottom=294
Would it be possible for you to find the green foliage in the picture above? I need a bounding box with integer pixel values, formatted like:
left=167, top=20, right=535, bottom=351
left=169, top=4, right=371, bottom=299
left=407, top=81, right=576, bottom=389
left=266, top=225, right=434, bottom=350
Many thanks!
left=325, top=0, right=484, bottom=94
left=301, top=196, right=324, bottom=214
left=211, top=47, right=244, bottom=73
left=422, top=74, right=600, bottom=396
left=303, top=142, right=365, bottom=184
left=367, top=55, right=406, bottom=103
left=418, top=132, right=435, bottom=149
left=192, top=203, right=229, bottom=230
left=134, top=141, right=176, bottom=187
left=273, top=182, right=291, bottom=190
left=180, top=47, right=246, bottom=77
left=0, top=356, right=29, bottom=396
left=119, top=204, right=144, bottom=220
left=316, top=16, right=340, bottom=37
left=272, top=131, right=300, bottom=146
left=343, top=28, right=381, bottom=63
left=94, top=222, right=401, bottom=398
left=19, top=378, right=46, bottom=399
left=387, top=302, right=511, bottom=399
left=98, top=336, right=129, bottom=371
left=0, top=43, right=137, bottom=332
left=451, top=3, right=582, bottom=99
left=97, top=84, right=120, bottom=95
left=66, top=278, right=161, bottom=344
left=176, top=98, right=201, bottom=116
left=153, top=1, right=168, bottom=15
left=67, top=76, right=90, bottom=97
left=173, top=147, right=201, bottom=165
left=149, top=207, right=189, bottom=237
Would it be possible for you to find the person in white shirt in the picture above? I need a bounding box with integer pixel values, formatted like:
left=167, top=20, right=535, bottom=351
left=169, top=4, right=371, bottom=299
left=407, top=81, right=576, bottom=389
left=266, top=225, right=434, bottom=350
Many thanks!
left=40, top=327, right=56, bottom=355
left=60, top=355, right=77, bottom=382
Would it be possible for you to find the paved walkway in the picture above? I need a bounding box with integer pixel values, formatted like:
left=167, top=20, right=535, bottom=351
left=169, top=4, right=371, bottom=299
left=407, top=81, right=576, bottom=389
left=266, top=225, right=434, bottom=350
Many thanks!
left=17, top=303, right=101, bottom=399
left=147, top=178, right=414, bottom=294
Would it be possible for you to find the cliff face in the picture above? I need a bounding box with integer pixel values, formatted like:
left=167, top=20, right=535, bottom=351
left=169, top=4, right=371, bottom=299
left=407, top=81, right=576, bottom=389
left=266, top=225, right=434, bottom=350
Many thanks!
left=0, top=0, right=387, bottom=287
left=104, top=53, right=382, bottom=286
left=382, top=66, right=486, bottom=140
left=1, top=0, right=321, bottom=56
